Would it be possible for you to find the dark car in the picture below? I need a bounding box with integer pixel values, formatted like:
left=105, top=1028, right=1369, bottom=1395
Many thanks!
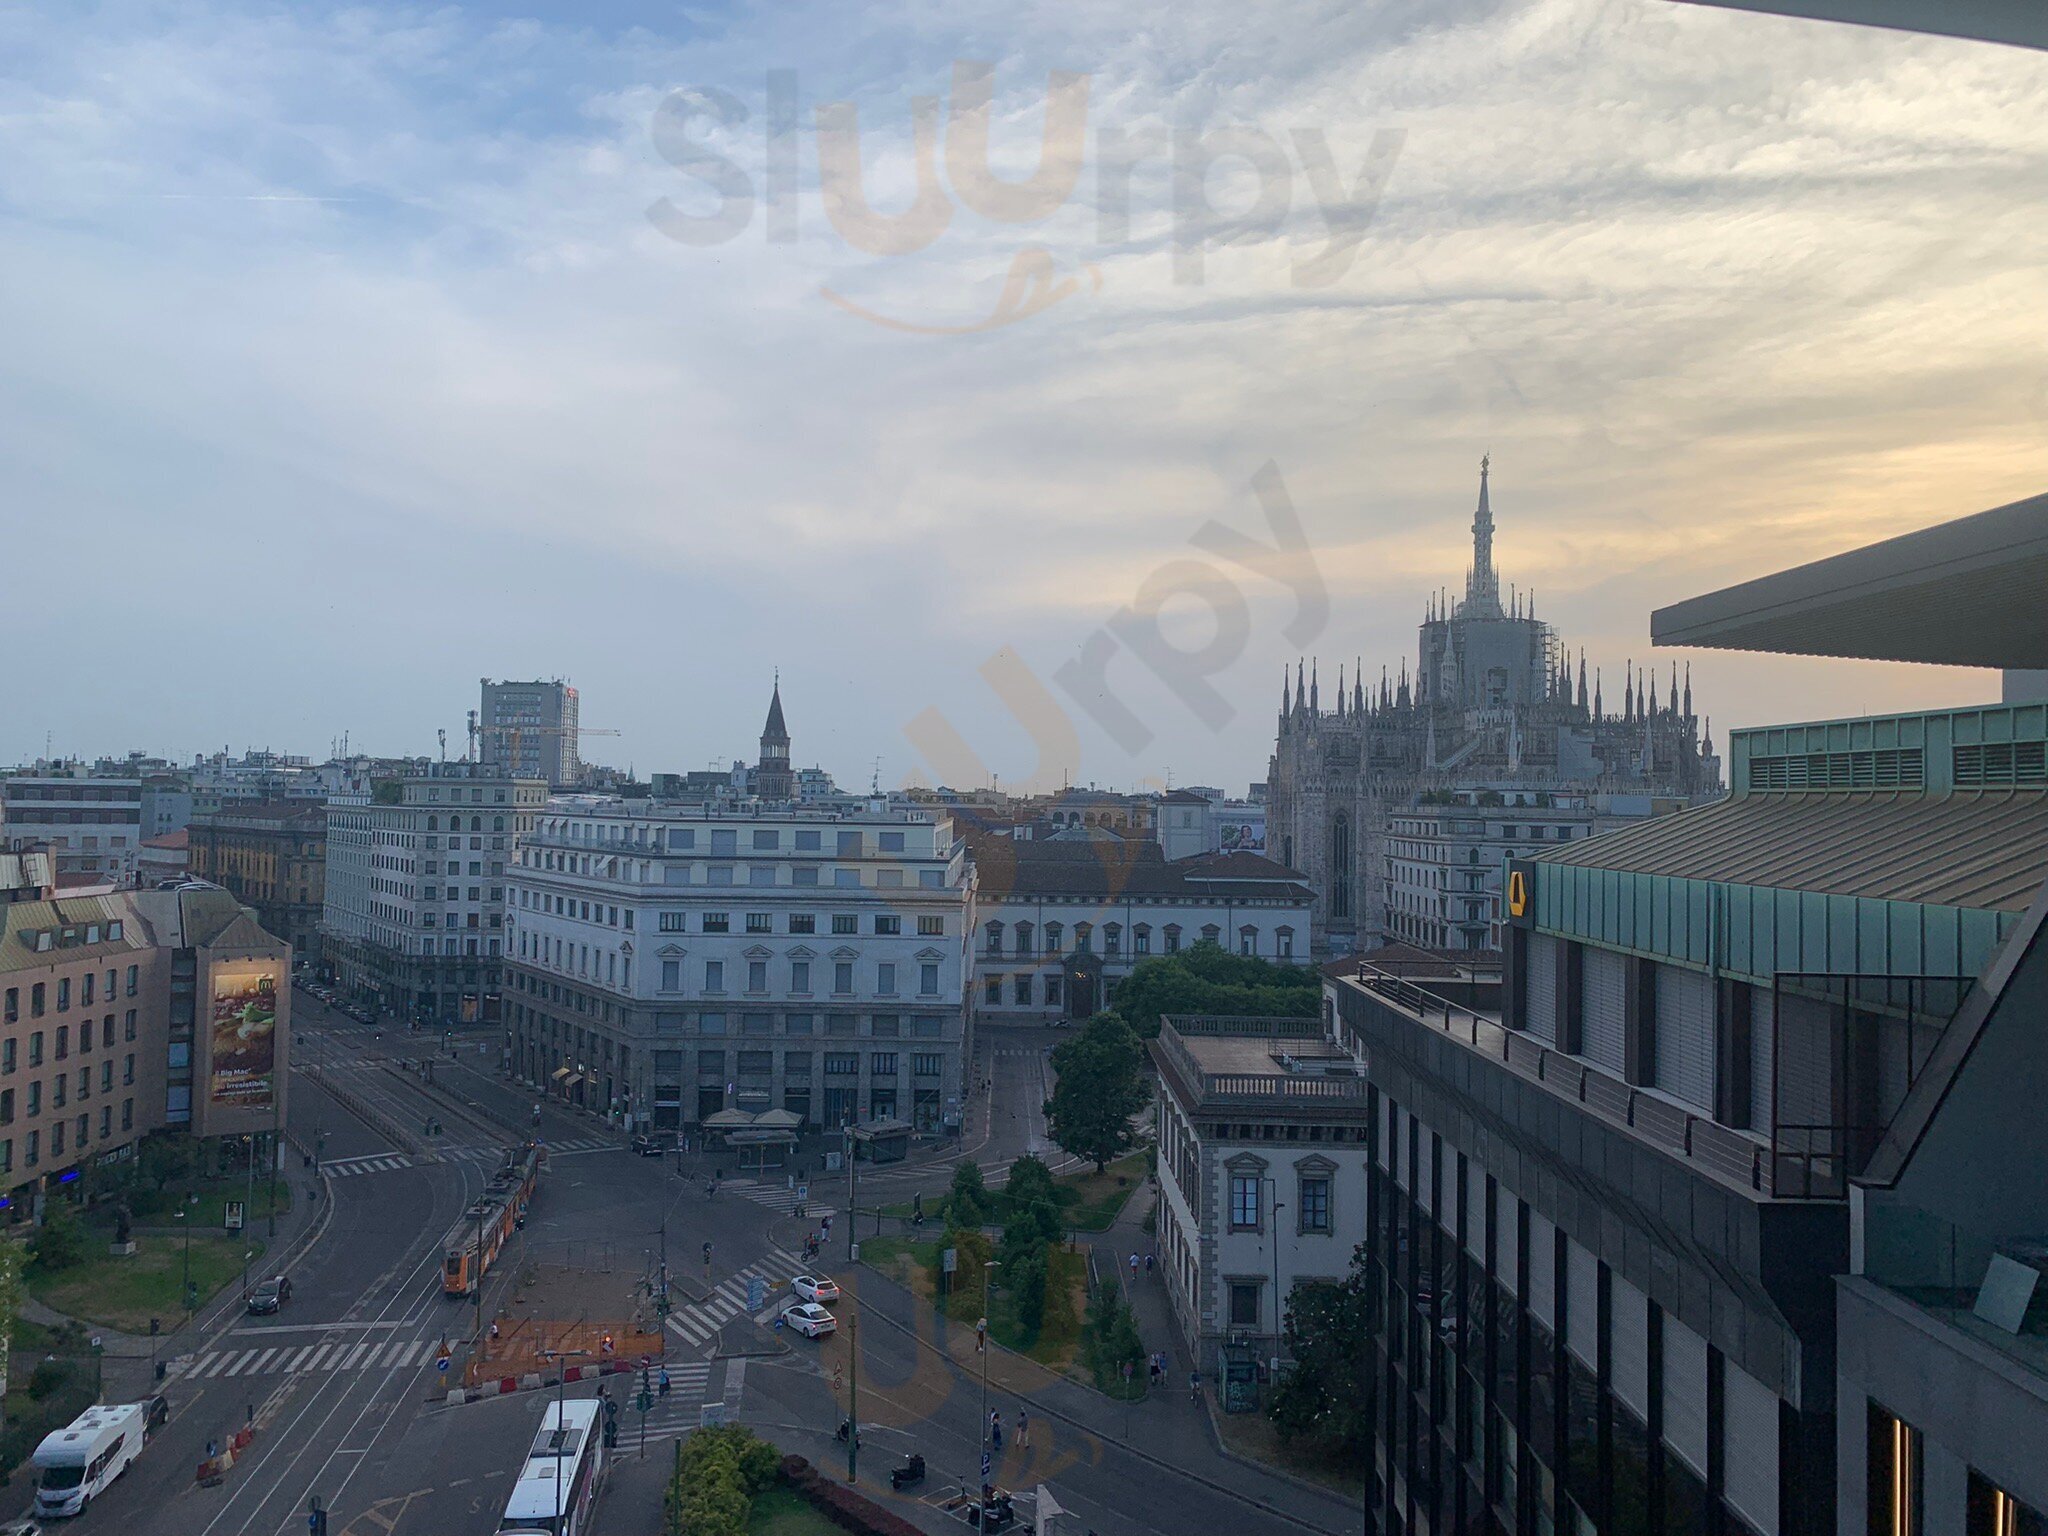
left=141, top=1394, right=170, bottom=1434
left=246, top=1275, right=293, bottom=1315
left=629, top=1134, right=666, bottom=1157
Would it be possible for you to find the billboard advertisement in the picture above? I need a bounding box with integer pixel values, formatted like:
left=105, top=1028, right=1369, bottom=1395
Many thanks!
left=208, top=967, right=278, bottom=1110
left=1219, top=816, right=1266, bottom=854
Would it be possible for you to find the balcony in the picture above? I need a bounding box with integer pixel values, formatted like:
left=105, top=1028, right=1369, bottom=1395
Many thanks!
left=1335, top=964, right=1774, bottom=1196
left=1153, top=1015, right=1369, bottom=1110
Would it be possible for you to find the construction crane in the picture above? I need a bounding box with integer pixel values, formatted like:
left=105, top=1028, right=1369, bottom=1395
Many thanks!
left=488, top=722, right=622, bottom=776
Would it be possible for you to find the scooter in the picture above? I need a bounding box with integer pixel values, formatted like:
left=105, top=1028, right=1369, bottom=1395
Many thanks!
left=833, top=1418, right=862, bottom=1449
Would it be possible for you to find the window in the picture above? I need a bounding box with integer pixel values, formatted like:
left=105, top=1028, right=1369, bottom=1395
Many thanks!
left=30, top=983, right=43, bottom=1018
left=985, top=975, right=1002, bottom=1005
left=1277, top=926, right=1294, bottom=960
left=791, top=961, right=811, bottom=993
left=879, top=831, right=905, bottom=852
left=125, top=965, right=138, bottom=996
left=837, top=831, right=862, bottom=856
left=1869, top=1404, right=1923, bottom=1536
left=1164, top=925, right=1182, bottom=955
left=23, top=1129, right=37, bottom=1167
left=1014, top=923, right=1033, bottom=956
left=875, top=915, right=900, bottom=936
left=1228, top=1281, right=1262, bottom=1328
left=659, top=912, right=687, bottom=932
left=123, top=1054, right=135, bottom=1086
left=1200, top=924, right=1221, bottom=946
left=795, top=830, right=821, bottom=851
left=28, top=1032, right=42, bottom=1068
left=920, top=963, right=939, bottom=996
left=748, top=961, right=768, bottom=992
left=0, top=1090, right=11, bottom=1124
left=913, top=1053, right=943, bottom=1077
left=1045, top=975, right=1062, bottom=1006
left=1073, top=923, right=1091, bottom=953
left=1, top=988, right=13, bottom=1024
left=710, top=830, right=737, bottom=855
left=124, top=1009, right=136, bottom=1041
left=704, top=961, right=725, bottom=992
left=1298, top=1175, right=1331, bottom=1234
left=702, top=912, right=730, bottom=933
left=985, top=922, right=1004, bottom=955
left=1239, top=926, right=1257, bottom=957
left=753, top=829, right=779, bottom=850
left=1134, top=925, right=1151, bottom=955
left=834, top=869, right=860, bottom=888
left=1044, top=923, right=1063, bottom=954
left=832, top=914, right=858, bottom=936
left=698, top=1049, right=726, bottom=1073
left=1967, top=1471, right=2046, bottom=1536
left=793, top=867, right=819, bottom=887
left=825, top=1053, right=858, bottom=1075
left=746, top=912, right=772, bottom=933
left=749, top=866, right=775, bottom=888
left=55, top=978, right=69, bottom=1012
left=834, top=962, right=854, bottom=994
left=918, top=916, right=944, bottom=937
left=1013, top=975, right=1032, bottom=1004
left=789, top=914, right=815, bottom=934
left=661, top=960, right=681, bottom=991
left=877, top=963, right=896, bottom=994
left=0, top=1040, right=11, bottom=1074
left=1229, top=1174, right=1261, bottom=1229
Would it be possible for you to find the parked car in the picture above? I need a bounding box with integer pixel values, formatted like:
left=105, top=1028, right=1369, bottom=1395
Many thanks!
left=783, top=1302, right=837, bottom=1339
left=140, top=1395, right=170, bottom=1435
left=0, top=1518, right=45, bottom=1536
left=791, top=1274, right=840, bottom=1305
left=628, top=1134, right=665, bottom=1157
left=245, top=1275, right=293, bottom=1315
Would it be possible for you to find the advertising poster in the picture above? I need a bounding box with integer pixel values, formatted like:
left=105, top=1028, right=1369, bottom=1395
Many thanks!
left=1219, top=818, right=1267, bottom=854
left=209, top=967, right=278, bottom=1109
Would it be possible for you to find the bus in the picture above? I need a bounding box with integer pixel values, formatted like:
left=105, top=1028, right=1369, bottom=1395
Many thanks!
left=33, top=1402, right=145, bottom=1518
left=444, top=1140, right=543, bottom=1297
left=495, top=1397, right=605, bottom=1536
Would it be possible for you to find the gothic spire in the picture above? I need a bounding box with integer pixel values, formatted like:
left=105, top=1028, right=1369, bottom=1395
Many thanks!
left=1577, top=649, right=1588, bottom=714
left=1353, top=659, right=1364, bottom=716
left=1295, top=659, right=1306, bottom=712
left=1466, top=454, right=1503, bottom=618
left=1624, top=660, right=1634, bottom=722
left=1684, top=662, right=1693, bottom=722
left=1336, top=663, right=1345, bottom=717
left=1594, top=666, right=1603, bottom=720
left=1310, top=659, right=1319, bottom=713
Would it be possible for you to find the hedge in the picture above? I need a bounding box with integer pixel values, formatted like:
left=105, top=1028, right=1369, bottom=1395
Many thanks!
left=778, top=1454, right=924, bottom=1536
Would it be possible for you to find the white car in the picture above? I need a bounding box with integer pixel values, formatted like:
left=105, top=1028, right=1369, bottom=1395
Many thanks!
left=791, top=1274, right=840, bottom=1305
left=784, top=1302, right=837, bottom=1338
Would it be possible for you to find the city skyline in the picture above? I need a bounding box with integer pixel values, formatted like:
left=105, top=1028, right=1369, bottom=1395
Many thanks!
left=5, top=0, right=2040, bottom=785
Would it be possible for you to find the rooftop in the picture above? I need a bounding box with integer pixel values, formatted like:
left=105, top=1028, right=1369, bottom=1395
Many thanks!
left=1151, top=1015, right=1369, bottom=1109
left=1651, top=490, right=2048, bottom=668
left=971, top=836, right=1311, bottom=902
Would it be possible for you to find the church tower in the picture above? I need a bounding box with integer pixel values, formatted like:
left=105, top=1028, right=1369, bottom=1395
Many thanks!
left=1466, top=455, right=1504, bottom=619
left=756, top=676, right=794, bottom=803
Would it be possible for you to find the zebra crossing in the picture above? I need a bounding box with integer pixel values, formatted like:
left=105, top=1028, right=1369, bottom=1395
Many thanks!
left=715, top=1178, right=838, bottom=1219
left=321, top=1137, right=616, bottom=1178
left=665, top=1249, right=805, bottom=1348
left=172, top=1334, right=438, bottom=1380
left=612, top=1360, right=717, bottom=1441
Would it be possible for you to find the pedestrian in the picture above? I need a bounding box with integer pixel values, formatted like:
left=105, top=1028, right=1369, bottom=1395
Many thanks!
left=1145, top=1252, right=1155, bottom=1273
left=1018, top=1408, right=1030, bottom=1449
left=990, top=1412, right=1003, bottom=1452
left=1129, top=1253, right=1139, bottom=1279
left=659, top=1367, right=671, bottom=1396
left=1149, top=1354, right=1161, bottom=1386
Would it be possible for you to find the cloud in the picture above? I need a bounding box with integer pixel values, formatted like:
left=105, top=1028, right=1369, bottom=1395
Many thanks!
left=0, top=0, right=2042, bottom=787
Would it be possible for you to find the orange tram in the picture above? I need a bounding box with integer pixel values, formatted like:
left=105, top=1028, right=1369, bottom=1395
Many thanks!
left=443, top=1141, right=544, bottom=1297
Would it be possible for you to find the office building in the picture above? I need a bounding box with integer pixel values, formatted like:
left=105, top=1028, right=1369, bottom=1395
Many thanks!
left=505, top=798, right=973, bottom=1135
left=321, top=764, right=547, bottom=1023
left=1, top=884, right=292, bottom=1212
left=187, top=803, right=327, bottom=958
left=970, top=834, right=1314, bottom=1024
left=1316, top=490, right=2047, bottom=1535
left=0, top=770, right=144, bottom=885
left=479, top=678, right=582, bottom=788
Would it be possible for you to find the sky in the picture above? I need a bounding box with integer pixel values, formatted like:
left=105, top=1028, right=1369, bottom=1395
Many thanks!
left=4, top=0, right=2044, bottom=793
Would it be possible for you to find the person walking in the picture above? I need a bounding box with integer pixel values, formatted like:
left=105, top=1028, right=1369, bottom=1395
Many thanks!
left=1017, top=1408, right=1030, bottom=1449
left=990, top=1411, right=1003, bottom=1452
left=1128, top=1252, right=1139, bottom=1280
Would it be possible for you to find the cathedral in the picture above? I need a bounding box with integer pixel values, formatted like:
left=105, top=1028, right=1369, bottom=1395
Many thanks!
left=1267, top=459, right=1722, bottom=955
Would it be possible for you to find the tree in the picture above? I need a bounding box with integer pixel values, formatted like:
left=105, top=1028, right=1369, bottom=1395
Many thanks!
left=1108, top=943, right=1319, bottom=1038
left=1266, top=1246, right=1374, bottom=1458
left=1046, top=1014, right=1150, bottom=1172
left=946, top=1158, right=989, bottom=1227
left=28, top=1205, right=86, bottom=1275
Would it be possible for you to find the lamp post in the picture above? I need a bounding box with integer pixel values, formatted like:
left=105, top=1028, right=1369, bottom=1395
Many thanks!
left=175, top=1206, right=192, bottom=1318
left=1264, top=1179, right=1288, bottom=1369
left=977, top=1259, right=998, bottom=1492
left=241, top=1246, right=255, bottom=1303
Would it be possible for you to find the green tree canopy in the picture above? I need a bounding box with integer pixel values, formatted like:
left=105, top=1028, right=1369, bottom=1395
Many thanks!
left=1046, top=1014, right=1150, bottom=1172
left=1266, top=1244, right=1374, bottom=1457
left=1108, top=943, right=1319, bottom=1038
left=946, top=1157, right=990, bottom=1226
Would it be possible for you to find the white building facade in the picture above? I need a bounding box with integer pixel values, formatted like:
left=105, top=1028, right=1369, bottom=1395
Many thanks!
left=1151, top=1014, right=1373, bottom=1381
left=504, top=801, right=974, bottom=1135
left=0, top=773, right=144, bottom=883
left=319, top=764, right=547, bottom=1022
left=970, top=838, right=1314, bottom=1024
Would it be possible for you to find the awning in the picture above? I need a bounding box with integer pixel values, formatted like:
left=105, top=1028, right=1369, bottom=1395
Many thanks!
left=703, top=1109, right=756, bottom=1129
left=550, top=1067, right=572, bottom=1081
left=562, top=1073, right=584, bottom=1088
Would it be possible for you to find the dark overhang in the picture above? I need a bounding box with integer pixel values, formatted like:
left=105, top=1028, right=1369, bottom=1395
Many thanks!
left=1666, top=0, right=2048, bottom=51
left=1651, top=493, right=2048, bottom=668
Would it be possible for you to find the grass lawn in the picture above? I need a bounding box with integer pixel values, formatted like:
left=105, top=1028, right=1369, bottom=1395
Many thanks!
left=749, top=1483, right=840, bottom=1535
left=1211, top=1406, right=1367, bottom=1501
left=883, top=1153, right=1147, bottom=1234
left=859, top=1236, right=1086, bottom=1369
left=28, top=1232, right=266, bottom=1333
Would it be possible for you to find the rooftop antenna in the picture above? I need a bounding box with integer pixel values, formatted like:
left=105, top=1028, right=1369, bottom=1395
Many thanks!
left=437, top=728, right=447, bottom=763
left=870, top=757, right=882, bottom=795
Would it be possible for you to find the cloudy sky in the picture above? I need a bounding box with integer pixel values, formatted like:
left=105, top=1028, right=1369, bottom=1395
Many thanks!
left=4, top=0, right=2044, bottom=791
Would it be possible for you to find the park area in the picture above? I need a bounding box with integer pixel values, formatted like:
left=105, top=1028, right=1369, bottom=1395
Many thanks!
left=27, top=1225, right=265, bottom=1334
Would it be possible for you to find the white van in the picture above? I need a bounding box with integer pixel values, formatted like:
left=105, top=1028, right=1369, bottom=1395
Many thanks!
left=32, top=1403, right=144, bottom=1518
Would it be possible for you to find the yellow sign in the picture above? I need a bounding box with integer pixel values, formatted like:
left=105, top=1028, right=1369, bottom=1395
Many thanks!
left=1507, top=870, right=1528, bottom=919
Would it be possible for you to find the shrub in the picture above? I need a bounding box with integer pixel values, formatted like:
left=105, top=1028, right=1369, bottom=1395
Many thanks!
left=664, top=1422, right=780, bottom=1536
left=27, top=1207, right=86, bottom=1275
left=777, top=1455, right=926, bottom=1536
left=946, top=1159, right=989, bottom=1226
left=27, top=1360, right=66, bottom=1399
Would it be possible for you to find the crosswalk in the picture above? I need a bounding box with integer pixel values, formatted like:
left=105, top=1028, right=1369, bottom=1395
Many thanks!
left=172, top=1334, right=437, bottom=1380
left=322, top=1137, right=616, bottom=1178
left=612, top=1360, right=716, bottom=1441
left=715, top=1178, right=839, bottom=1219
left=665, top=1248, right=806, bottom=1349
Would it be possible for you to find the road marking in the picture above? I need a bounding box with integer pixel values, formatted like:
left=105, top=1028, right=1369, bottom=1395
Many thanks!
left=398, top=1339, right=425, bottom=1366
left=253, top=1347, right=280, bottom=1372
left=307, top=1343, right=333, bottom=1370
left=342, top=1340, right=371, bottom=1369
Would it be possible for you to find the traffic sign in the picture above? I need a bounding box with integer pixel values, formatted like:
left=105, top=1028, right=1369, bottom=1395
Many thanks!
left=980, top=1450, right=992, bottom=1480
left=747, top=1276, right=767, bottom=1311
left=436, top=1355, right=450, bottom=1374
left=636, top=1390, right=653, bottom=1415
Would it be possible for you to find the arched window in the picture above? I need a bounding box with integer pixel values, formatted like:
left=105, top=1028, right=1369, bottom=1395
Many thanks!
left=470, top=815, right=483, bottom=832
left=493, top=816, right=506, bottom=832
left=1015, top=922, right=1034, bottom=956
left=426, top=815, right=439, bottom=831
left=1332, top=813, right=1352, bottom=919
left=985, top=921, right=1004, bottom=956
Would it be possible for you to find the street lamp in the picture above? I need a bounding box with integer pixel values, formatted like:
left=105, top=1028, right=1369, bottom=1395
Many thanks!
left=1264, top=1179, right=1288, bottom=1366
left=242, top=1247, right=256, bottom=1302
left=977, top=1259, right=998, bottom=1492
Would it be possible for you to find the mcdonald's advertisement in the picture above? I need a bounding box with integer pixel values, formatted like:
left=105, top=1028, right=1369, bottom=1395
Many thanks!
left=208, top=966, right=278, bottom=1110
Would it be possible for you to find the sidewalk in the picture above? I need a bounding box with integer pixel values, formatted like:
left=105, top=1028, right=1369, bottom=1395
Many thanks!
left=26, top=1145, right=337, bottom=1404
left=851, top=1239, right=1358, bottom=1535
